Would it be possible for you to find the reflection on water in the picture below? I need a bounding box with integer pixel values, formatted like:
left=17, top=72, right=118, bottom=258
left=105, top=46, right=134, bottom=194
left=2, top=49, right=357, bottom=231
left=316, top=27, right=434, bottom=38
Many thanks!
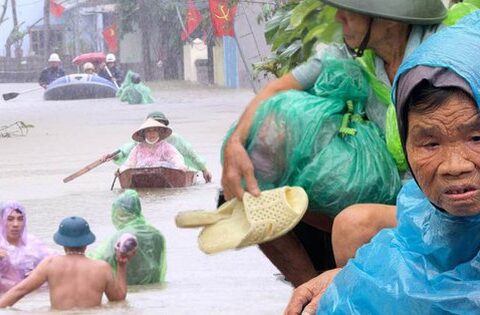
left=0, top=82, right=292, bottom=314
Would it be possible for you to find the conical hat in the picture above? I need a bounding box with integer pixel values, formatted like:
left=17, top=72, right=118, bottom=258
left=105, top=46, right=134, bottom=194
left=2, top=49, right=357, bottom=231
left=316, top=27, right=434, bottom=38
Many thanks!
left=132, top=118, right=172, bottom=142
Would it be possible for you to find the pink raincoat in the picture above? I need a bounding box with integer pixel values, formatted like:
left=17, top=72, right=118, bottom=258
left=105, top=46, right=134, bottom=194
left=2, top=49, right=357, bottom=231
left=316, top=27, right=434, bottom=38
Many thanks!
left=125, top=140, right=186, bottom=170
left=0, top=201, right=53, bottom=293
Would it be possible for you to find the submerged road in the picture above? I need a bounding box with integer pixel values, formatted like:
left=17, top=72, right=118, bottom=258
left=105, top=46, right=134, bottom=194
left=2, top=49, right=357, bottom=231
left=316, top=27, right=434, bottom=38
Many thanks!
left=0, top=81, right=292, bottom=314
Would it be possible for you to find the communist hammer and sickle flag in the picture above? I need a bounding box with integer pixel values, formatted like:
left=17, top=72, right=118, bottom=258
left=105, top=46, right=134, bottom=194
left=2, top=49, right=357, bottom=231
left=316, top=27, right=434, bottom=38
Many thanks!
left=209, top=0, right=238, bottom=37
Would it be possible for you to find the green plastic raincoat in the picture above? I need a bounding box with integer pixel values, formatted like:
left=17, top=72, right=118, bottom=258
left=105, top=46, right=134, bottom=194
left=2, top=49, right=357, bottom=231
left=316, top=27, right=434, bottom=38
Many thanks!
left=116, top=71, right=155, bottom=104
left=91, top=190, right=166, bottom=285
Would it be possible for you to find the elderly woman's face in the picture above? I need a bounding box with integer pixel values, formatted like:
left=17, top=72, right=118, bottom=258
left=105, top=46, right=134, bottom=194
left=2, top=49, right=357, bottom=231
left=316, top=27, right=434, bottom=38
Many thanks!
left=144, top=128, right=160, bottom=143
left=406, top=95, right=480, bottom=216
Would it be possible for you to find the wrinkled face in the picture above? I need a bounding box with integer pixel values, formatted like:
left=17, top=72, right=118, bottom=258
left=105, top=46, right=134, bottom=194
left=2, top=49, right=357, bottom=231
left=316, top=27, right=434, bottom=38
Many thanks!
left=406, top=95, right=480, bottom=216
left=144, top=128, right=160, bottom=143
left=335, top=9, right=371, bottom=49
left=6, top=210, right=24, bottom=243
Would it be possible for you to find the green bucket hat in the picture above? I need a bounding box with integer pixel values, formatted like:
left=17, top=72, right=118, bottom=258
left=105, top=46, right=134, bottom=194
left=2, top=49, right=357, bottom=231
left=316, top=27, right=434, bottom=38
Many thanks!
left=146, top=111, right=170, bottom=126
left=323, top=0, right=447, bottom=24
left=54, top=216, right=96, bottom=247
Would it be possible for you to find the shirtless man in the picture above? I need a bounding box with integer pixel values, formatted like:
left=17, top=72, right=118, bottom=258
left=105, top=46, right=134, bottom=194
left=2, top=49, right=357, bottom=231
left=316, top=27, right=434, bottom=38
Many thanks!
left=0, top=216, right=135, bottom=310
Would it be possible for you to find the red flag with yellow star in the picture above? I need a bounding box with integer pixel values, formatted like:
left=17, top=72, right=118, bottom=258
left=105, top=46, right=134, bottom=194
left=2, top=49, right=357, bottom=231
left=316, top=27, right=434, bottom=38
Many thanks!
left=102, top=24, right=118, bottom=53
left=209, top=0, right=237, bottom=37
left=181, top=0, right=203, bottom=41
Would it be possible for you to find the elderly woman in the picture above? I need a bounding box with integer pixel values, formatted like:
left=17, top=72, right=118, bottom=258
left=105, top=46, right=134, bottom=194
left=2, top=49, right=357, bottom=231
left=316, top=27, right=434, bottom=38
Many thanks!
left=123, top=118, right=186, bottom=171
left=91, top=189, right=166, bottom=285
left=0, top=201, right=52, bottom=293
left=285, top=10, right=480, bottom=315
left=220, top=0, right=448, bottom=286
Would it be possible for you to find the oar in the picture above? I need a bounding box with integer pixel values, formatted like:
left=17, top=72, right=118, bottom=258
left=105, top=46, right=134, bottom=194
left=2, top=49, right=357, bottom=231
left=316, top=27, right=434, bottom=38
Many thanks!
left=63, top=150, right=120, bottom=183
left=3, top=86, right=44, bottom=101
left=105, top=66, right=120, bottom=89
left=110, top=170, right=119, bottom=190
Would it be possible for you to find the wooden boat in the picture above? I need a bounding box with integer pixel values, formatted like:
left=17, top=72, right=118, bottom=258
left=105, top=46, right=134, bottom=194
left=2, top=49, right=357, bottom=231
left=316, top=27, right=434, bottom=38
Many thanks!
left=118, top=167, right=197, bottom=189
left=44, top=73, right=117, bottom=100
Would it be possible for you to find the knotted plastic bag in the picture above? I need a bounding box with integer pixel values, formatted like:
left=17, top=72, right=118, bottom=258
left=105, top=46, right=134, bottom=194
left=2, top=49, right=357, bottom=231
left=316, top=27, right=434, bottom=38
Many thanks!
left=224, top=58, right=401, bottom=216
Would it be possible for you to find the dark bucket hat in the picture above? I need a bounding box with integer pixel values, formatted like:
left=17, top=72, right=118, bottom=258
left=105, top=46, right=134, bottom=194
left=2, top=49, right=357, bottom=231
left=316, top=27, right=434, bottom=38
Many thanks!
left=146, top=111, right=170, bottom=126
left=54, top=216, right=96, bottom=247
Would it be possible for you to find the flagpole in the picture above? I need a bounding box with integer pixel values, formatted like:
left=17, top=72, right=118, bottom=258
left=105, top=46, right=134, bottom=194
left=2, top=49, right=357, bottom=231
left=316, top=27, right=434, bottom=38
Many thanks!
left=174, top=4, right=187, bottom=35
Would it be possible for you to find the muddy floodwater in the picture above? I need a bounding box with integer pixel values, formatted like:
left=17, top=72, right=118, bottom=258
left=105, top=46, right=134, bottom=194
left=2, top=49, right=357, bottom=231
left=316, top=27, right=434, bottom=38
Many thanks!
left=0, top=81, right=292, bottom=314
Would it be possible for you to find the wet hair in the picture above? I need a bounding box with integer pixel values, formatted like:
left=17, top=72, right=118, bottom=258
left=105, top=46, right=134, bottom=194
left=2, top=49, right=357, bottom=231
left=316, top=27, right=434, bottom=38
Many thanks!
left=403, top=80, right=474, bottom=141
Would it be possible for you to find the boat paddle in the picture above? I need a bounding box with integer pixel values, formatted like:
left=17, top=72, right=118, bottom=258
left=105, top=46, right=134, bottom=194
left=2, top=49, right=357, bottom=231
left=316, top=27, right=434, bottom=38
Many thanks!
left=2, top=86, right=44, bottom=101
left=110, top=170, right=120, bottom=190
left=63, top=149, right=120, bottom=183
left=105, top=66, right=120, bottom=89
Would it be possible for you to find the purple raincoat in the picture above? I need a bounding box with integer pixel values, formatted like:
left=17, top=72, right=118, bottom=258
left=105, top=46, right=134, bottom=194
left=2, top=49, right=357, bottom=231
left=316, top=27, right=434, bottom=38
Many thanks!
left=0, top=201, right=53, bottom=293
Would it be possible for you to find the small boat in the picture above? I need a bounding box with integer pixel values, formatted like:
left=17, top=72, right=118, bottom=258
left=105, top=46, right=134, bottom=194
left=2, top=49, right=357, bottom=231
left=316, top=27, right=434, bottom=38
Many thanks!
left=118, top=167, right=197, bottom=189
left=44, top=74, right=117, bottom=100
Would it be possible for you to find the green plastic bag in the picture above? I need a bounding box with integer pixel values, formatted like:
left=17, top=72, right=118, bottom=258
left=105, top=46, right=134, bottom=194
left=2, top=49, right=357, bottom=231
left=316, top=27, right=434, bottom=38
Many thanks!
left=356, top=50, right=407, bottom=172
left=90, top=190, right=166, bottom=285
left=116, top=71, right=155, bottom=105
left=229, top=58, right=401, bottom=216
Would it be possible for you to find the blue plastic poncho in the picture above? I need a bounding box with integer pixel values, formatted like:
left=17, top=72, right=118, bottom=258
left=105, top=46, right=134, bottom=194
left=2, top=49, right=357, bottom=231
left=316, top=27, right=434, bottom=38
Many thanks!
left=317, top=11, right=480, bottom=314
left=91, top=190, right=166, bottom=285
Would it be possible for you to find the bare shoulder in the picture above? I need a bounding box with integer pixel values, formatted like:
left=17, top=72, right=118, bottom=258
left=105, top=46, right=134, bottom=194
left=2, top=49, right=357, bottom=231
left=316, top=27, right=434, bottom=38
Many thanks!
left=89, top=259, right=113, bottom=275
left=37, top=254, right=56, bottom=267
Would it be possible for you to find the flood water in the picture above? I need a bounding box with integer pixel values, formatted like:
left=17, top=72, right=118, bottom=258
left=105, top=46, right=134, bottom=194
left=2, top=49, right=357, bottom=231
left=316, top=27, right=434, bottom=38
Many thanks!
left=0, top=81, right=292, bottom=314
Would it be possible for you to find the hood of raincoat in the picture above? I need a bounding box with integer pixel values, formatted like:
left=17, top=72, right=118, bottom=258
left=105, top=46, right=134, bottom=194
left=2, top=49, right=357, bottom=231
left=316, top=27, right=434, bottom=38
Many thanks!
left=1, top=201, right=27, bottom=246
left=392, top=10, right=480, bottom=149
left=112, top=189, right=146, bottom=230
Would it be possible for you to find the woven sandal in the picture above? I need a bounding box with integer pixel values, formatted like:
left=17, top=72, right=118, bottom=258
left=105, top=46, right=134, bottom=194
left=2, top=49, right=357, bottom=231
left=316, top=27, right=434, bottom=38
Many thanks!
left=175, top=186, right=308, bottom=254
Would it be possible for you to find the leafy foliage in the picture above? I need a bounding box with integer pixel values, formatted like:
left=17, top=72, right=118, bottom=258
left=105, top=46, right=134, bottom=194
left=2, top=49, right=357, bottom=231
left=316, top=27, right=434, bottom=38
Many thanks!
left=253, top=0, right=341, bottom=78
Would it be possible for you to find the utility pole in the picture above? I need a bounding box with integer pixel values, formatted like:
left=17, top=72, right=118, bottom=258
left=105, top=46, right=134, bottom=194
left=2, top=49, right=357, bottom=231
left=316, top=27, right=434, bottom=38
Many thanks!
left=43, top=0, right=50, bottom=60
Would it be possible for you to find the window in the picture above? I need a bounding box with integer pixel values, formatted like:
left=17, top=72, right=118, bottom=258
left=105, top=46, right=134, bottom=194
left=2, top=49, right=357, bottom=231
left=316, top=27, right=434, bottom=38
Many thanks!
left=29, top=26, right=64, bottom=56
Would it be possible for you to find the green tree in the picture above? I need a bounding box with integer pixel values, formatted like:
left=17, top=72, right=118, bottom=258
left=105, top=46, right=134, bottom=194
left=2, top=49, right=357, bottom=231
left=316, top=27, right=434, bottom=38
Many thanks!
left=254, top=0, right=341, bottom=78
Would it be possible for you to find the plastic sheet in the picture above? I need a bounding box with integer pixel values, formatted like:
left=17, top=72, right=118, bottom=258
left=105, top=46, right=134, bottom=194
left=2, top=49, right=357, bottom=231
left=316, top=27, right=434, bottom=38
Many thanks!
left=91, top=190, right=166, bottom=285
left=226, top=58, right=401, bottom=216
